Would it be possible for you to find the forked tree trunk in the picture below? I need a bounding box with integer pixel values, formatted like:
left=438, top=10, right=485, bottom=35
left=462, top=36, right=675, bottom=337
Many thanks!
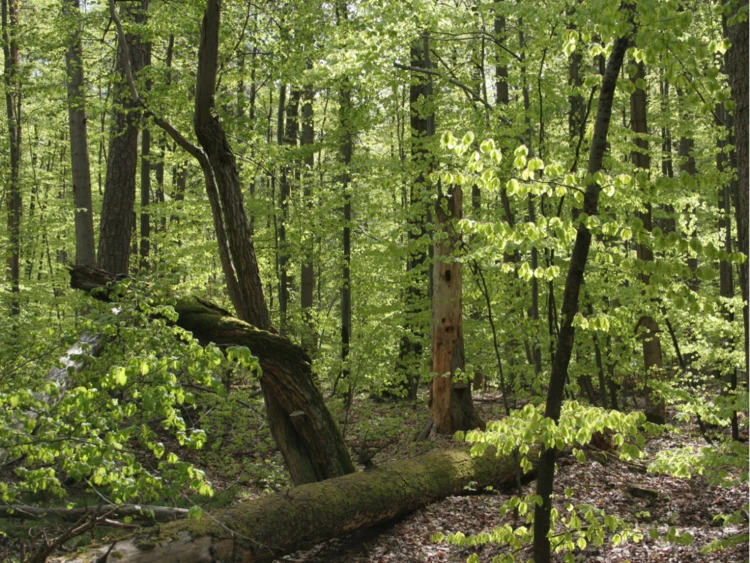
left=51, top=446, right=535, bottom=563
left=105, top=0, right=354, bottom=486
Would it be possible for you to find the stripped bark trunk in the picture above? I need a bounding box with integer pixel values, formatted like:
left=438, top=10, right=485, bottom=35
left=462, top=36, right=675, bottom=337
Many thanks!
left=431, top=183, right=484, bottom=435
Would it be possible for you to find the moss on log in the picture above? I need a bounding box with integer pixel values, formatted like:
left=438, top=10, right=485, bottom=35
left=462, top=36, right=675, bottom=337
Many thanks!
left=52, top=446, right=534, bottom=563
left=68, top=265, right=355, bottom=486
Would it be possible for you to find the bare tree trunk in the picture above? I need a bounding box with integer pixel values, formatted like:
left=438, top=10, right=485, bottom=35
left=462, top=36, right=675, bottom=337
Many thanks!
left=2, top=0, right=21, bottom=316
left=97, top=0, right=146, bottom=275
left=430, top=183, right=484, bottom=434
left=63, top=0, right=96, bottom=267
left=533, top=18, right=630, bottom=562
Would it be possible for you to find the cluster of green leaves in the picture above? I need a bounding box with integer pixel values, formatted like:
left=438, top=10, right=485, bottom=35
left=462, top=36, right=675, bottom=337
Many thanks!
left=0, top=278, right=258, bottom=508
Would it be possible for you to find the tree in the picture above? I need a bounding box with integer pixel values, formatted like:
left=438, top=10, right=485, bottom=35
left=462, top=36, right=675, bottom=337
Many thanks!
left=97, top=0, right=146, bottom=275
left=63, top=0, right=96, bottom=267
left=532, top=13, right=631, bottom=561
left=2, top=0, right=21, bottom=315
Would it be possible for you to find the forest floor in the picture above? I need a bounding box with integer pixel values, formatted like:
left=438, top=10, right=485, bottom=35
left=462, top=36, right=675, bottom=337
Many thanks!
left=271, top=392, right=749, bottom=563
left=0, top=389, right=747, bottom=562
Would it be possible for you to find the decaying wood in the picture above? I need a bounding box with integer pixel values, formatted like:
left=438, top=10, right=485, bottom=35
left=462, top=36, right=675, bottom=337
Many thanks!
left=68, top=264, right=355, bottom=486
left=51, top=446, right=536, bottom=563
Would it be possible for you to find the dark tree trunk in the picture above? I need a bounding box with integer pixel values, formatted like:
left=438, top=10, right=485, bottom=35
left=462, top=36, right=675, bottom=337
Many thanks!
left=139, top=39, right=152, bottom=270
left=532, top=18, right=630, bottom=562
left=52, top=445, right=535, bottom=563
left=97, top=0, right=146, bottom=275
left=337, top=1, right=353, bottom=401
left=191, top=0, right=353, bottom=485
left=397, top=32, right=433, bottom=400
left=630, top=60, right=665, bottom=424
left=2, top=0, right=21, bottom=316
left=726, top=0, right=748, bottom=373
left=300, top=79, right=316, bottom=351
left=69, top=265, right=355, bottom=485
left=63, top=0, right=96, bottom=267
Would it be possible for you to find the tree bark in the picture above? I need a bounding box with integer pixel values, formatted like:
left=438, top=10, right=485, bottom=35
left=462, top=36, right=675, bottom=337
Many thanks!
left=69, top=264, right=355, bottom=486
left=51, top=445, right=534, bottom=563
left=726, top=0, right=748, bottom=373
left=629, top=61, right=665, bottom=425
left=300, top=79, right=316, bottom=351
left=2, top=0, right=21, bottom=316
left=431, top=183, right=484, bottom=434
left=63, top=0, right=96, bottom=268
left=532, top=16, right=631, bottom=562
left=397, top=31, right=433, bottom=400
left=97, top=0, right=146, bottom=275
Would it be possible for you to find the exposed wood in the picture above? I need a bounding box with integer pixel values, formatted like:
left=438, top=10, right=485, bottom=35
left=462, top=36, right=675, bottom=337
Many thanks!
left=51, top=446, right=536, bottom=563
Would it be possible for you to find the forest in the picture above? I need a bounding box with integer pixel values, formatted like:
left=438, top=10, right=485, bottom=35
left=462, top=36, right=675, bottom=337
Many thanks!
left=0, top=0, right=747, bottom=561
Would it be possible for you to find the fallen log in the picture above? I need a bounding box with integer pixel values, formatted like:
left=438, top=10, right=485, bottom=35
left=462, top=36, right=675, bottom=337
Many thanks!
left=51, top=446, right=534, bottom=563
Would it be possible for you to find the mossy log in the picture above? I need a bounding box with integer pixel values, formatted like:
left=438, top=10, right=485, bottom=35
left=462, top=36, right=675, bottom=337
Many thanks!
left=68, top=265, right=355, bottom=486
left=52, top=446, right=533, bottom=563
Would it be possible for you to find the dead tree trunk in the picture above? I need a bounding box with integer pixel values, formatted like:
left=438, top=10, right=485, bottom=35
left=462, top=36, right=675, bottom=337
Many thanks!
left=69, top=265, right=355, bottom=485
left=51, top=445, right=534, bottom=563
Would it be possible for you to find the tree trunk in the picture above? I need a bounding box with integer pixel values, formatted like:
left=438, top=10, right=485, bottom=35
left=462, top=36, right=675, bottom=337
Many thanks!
left=63, top=0, right=96, bottom=268
left=69, top=265, right=355, bottom=485
left=629, top=60, right=665, bottom=425
left=97, top=0, right=146, bottom=275
left=431, top=183, right=484, bottom=434
left=106, top=0, right=355, bottom=486
left=397, top=32, right=433, bottom=400
left=300, top=79, right=316, bottom=351
left=726, top=0, right=748, bottom=373
left=337, top=1, right=354, bottom=402
left=139, top=38, right=152, bottom=270
left=532, top=17, right=630, bottom=562
left=2, top=0, right=21, bottom=316
left=51, top=445, right=534, bottom=563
